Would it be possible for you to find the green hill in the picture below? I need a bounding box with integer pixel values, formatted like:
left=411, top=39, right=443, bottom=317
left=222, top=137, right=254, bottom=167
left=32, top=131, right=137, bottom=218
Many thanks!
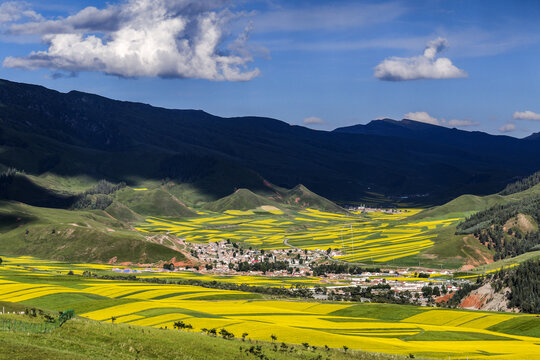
left=203, top=184, right=348, bottom=214
left=114, top=188, right=196, bottom=217
left=276, top=184, right=349, bottom=214
left=0, top=171, right=77, bottom=208
left=414, top=176, right=540, bottom=221
left=203, top=188, right=282, bottom=212
left=412, top=174, right=540, bottom=270
left=104, top=201, right=144, bottom=224
left=414, top=194, right=506, bottom=219
left=0, top=201, right=184, bottom=263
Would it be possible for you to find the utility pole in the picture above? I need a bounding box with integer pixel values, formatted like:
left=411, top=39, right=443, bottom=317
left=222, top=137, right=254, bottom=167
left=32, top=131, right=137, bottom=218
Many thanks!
left=350, top=224, right=354, bottom=254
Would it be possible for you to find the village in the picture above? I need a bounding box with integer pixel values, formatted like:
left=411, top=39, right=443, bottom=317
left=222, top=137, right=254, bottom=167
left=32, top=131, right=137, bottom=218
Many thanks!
left=112, top=238, right=466, bottom=305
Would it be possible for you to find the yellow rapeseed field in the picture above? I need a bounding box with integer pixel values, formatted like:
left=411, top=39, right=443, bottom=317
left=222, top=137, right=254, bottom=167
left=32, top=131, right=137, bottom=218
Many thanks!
left=0, top=259, right=538, bottom=359
left=136, top=208, right=457, bottom=263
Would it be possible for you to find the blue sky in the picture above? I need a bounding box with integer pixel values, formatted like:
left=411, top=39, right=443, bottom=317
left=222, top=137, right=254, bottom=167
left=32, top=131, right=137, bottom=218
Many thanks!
left=0, top=0, right=540, bottom=136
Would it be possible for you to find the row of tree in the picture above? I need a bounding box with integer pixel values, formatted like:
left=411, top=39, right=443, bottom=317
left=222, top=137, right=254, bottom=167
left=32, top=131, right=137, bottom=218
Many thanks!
left=499, top=170, right=540, bottom=195
left=71, top=179, right=126, bottom=210
left=82, top=271, right=314, bottom=299
left=235, top=260, right=290, bottom=274
left=311, top=264, right=380, bottom=276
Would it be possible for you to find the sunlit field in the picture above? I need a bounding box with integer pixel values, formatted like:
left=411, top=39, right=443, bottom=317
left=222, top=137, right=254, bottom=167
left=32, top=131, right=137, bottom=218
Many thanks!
left=0, top=261, right=538, bottom=359
left=0, top=256, right=330, bottom=288
left=136, top=208, right=459, bottom=263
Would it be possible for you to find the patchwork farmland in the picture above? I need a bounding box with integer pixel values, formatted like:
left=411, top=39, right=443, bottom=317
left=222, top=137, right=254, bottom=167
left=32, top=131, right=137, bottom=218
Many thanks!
left=0, top=259, right=538, bottom=359
left=136, top=208, right=459, bottom=263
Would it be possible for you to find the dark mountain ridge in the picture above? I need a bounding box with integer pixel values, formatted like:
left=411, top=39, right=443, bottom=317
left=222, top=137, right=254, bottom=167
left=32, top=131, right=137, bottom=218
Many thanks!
left=334, top=118, right=527, bottom=151
left=1, top=78, right=540, bottom=205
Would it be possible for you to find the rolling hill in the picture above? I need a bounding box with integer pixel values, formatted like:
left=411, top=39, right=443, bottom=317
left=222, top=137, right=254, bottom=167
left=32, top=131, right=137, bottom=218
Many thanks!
left=0, top=201, right=184, bottom=263
left=274, top=184, right=349, bottom=214
left=203, top=188, right=282, bottom=212
left=412, top=175, right=540, bottom=269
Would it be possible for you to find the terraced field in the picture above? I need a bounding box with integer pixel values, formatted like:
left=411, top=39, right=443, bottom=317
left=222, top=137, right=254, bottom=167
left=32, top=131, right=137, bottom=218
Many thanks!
left=0, top=261, right=538, bottom=359
left=136, top=209, right=459, bottom=263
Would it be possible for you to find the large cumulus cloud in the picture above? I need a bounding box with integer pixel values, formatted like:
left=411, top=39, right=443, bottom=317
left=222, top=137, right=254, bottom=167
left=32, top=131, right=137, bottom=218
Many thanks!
left=2, top=0, right=260, bottom=81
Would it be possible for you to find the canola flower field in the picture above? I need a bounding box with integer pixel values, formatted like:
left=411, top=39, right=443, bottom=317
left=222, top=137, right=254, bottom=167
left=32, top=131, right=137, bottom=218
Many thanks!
left=0, top=256, right=331, bottom=288
left=0, top=259, right=538, bottom=359
left=136, top=208, right=459, bottom=263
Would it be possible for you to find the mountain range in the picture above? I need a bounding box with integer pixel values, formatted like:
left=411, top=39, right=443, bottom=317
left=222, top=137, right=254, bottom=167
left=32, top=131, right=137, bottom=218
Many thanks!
left=1, top=78, right=540, bottom=205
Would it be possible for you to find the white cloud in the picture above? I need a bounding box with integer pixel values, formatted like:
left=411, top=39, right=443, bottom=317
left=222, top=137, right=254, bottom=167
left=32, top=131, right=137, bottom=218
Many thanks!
left=404, top=111, right=439, bottom=125
left=512, top=110, right=540, bottom=121
left=446, top=119, right=479, bottom=127
left=404, top=111, right=478, bottom=128
left=2, top=0, right=260, bottom=81
left=302, top=116, right=325, bottom=125
left=0, top=1, right=42, bottom=25
left=374, top=37, right=467, bottom=81
left=499, top=123, right=516, bottom=133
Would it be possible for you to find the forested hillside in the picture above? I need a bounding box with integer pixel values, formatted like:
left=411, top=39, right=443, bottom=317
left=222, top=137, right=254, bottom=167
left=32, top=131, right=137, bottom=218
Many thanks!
left=484, top=259, right=540, bottom=313
left=499, top=170, right=540, bottom=195
left=456, top=192, right=540, bottom=260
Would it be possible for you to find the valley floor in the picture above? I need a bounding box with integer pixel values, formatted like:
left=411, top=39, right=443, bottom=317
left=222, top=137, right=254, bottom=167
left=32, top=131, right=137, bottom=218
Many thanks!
left=0, top=258, right=538, bottom=359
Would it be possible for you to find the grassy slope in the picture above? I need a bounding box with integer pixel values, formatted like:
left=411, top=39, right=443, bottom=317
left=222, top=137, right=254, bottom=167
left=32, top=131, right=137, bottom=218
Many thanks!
left=471, top=250, right=540, bottom=272
left=488, top=316, right=540, bottom=337
left=0, top=173, right=77, bottom=208
left=0, top=317, right=410, bottom=360
left=277, top=184, right=349, bottom=214
left=203, top=188, right=284, bottom=212
left=0, top=201, right=184, bottom=263
left=412, top=194, right=506, bottom=220
left=406, top=183, right=540, bottom=269
left=416, top=182, right=540, bottom=221
left=114, top=187, right=196, bottom=217
left=104, top=201, right=144, bottom=224
left=417, top=225, right=493, bottom=269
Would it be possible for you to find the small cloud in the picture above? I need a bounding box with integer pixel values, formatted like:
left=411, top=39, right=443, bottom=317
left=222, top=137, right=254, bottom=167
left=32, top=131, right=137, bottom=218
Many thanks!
left=404, top=111, right=439, bottom=125
left=302, top=116, right=325, bottom=125
left=404, top=111, right=478, bottom=128
left=49, top=71, right=78, bottom=79
left=499, top=123, right=516, bottom=133
left=374, top=37, right=467, bottom=81
left=446, top=119, right=479, bottom=127
left=512, top=110, right=540, bottom=121
left=0, top=2, right=42, bottom=25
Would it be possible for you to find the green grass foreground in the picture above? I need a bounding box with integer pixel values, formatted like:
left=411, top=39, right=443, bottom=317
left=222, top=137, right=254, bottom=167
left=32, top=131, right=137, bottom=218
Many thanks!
left=0, top=317, right=413, bottom=360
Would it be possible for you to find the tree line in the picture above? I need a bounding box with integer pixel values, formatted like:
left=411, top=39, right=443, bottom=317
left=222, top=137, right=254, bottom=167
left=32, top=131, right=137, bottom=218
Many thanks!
left=311, top=264, right=380, bottom=276
left=71, top=179, right=126, bottom=210
left=235, top=260, right=290, bottom=274
left=499, top=170, right=540, bottom=195
left=82, top=271, right=314, bottom=299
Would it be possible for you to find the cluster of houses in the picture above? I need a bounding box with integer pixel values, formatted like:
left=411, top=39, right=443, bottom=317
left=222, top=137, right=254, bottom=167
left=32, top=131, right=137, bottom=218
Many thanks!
left=186, top=240, right=339, bottom=276
left=345, top=205, right=405, bottom=214
left=110, top=240, right=464, bottom=304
